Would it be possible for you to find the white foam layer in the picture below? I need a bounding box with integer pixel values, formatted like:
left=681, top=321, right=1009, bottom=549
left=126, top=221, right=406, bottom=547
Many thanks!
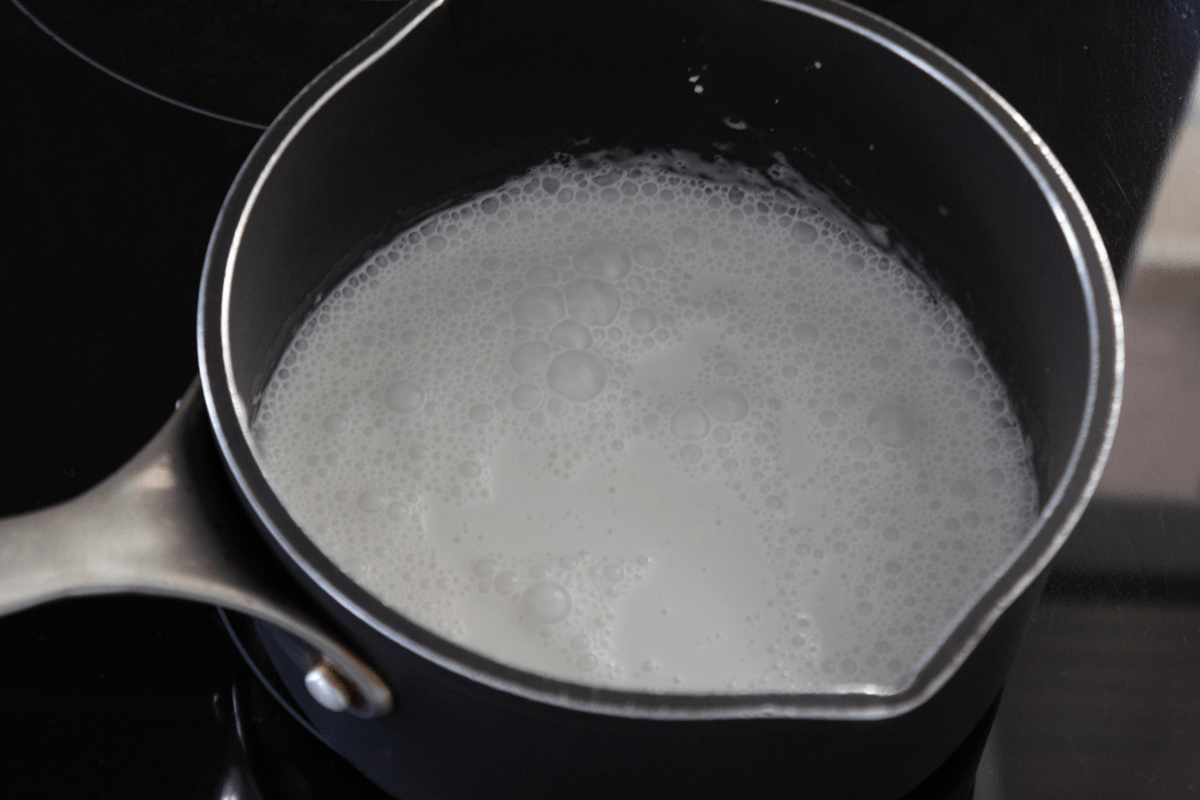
left=252, top=154, right=1037, bottom=693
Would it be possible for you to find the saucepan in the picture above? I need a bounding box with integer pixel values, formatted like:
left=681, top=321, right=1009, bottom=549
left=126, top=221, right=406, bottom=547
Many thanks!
left=0, top=0, right=1121, bottom=796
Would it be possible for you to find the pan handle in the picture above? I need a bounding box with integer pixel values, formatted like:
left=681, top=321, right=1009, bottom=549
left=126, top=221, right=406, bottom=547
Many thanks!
left=0, top=380, right=392, bottom=718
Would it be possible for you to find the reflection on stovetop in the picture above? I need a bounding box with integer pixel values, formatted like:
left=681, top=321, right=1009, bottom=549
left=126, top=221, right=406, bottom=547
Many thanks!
left=977, top=497, right=1200, bottom=800
left=11, top=0, right=401, bottom=128
left=2, top=0, right=1198, bottom=797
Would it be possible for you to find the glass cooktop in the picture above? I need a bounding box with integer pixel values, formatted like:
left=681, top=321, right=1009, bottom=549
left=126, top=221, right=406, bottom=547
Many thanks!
left=1, top=1, right=1196, bottom=797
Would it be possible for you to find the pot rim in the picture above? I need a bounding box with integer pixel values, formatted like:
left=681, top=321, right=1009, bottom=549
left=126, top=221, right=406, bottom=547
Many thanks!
left=198, top=0, right=1122, bottom=721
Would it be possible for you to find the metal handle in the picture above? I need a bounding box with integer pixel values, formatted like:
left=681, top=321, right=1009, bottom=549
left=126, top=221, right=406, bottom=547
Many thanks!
left=0, top=380, right=391, bottom=718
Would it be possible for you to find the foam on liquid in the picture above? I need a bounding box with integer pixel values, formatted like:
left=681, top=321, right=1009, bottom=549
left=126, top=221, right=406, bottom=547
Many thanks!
left=252, top=154, right=1037, bottom=693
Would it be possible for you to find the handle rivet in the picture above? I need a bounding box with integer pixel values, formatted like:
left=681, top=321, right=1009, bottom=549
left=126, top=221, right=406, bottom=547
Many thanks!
left=305, top=659, right=353, bottom=713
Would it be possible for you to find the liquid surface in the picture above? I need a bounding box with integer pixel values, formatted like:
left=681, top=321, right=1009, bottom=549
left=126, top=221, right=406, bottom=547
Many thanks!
left=253, top=154, right=1037, bottom=693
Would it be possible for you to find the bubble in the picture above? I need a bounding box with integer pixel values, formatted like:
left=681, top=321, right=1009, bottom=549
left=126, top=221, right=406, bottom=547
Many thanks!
left=869, top=355, right=890, bottom=372
left=549, top=320, right=593, bottom=349
left=570, top=634, right=591, bottom=651
left=385, top=381, right=425, bottom=413
left=475, top=559, right=498, bottom=578
left=672, top=226, right=700, bottom=248
left=603, top=564, right=625, bottom=582
left=950, top=480, right=977, bottom=501
left=459, top=460, right=482, bottom=479
left=323, top=413, right=348, bottom=432
left=573, top=241, right=632, bottom=279
left=522, top=581, right=572, bottom=623
left=386, top=501, right=408, bottom=521
left=791, top=221, right=818, bottom=244
left=792, top=322, right=819, bottom=344
left=564, top=278, right=621, bottom=326
left=680, top=443, right=703, bottom=463
left=702, top=387, right=749, bottom=423
left=512, top=383, right=541, bottom=410
left=512, top=286, right=566, bottom=328
left=948, top=357, right=977, bottom=381
left=671, top=406, right=711, bottom=440
left=357, top=490, right=386, bottom=513
left=848, top=437, right=874, bottom=458
left=867, top=402, right=920, bottom=448
left=494, top=571, right=517, bottom=595
left=511, top=340, right=553, bottom=375
left=546, top=351, right=608, bottom=401
left=469, top=403, right=494, bottom=423
left=629, top=308, right=658, bottom=334
left=632, top=242, right=666, bottom=267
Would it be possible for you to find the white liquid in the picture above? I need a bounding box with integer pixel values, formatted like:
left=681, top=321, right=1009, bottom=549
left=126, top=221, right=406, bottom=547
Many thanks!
left=253, top=154, right=1037, bottom=693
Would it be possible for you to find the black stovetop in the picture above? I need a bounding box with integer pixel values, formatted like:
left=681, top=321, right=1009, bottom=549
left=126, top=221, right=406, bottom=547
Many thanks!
left=2, top=1, right=1197, bottom=798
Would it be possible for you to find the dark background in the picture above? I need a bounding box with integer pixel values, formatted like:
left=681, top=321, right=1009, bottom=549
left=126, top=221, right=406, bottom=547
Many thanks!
left=1, top=1, right=1197, bottom=797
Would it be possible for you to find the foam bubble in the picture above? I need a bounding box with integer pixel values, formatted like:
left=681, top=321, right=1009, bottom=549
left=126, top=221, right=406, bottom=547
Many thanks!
left=564, top=278, right=621, bottom=326
left=574, top=241, right=632, bottom=280
left=867, top=402, right=920, bottom=448
left=948, top=357, right=977, bottom=381
left=549, top=320, right=593, bottom=349
left=671, top=406, right=711, bottom=440
left=522, top=581, right=572, bottom=623
left=513, top=287, right=566, bottom=328
left=791, top=221, right=818, bottom=244
left=512, top=384, right=541, bottom=410
left=629, top=308, right=658, bottom=335
left=546, top=351, right=608, bottom=401
left=702, top=387, right=749, bottom=423
left=385, top=381, right=425, bottom=413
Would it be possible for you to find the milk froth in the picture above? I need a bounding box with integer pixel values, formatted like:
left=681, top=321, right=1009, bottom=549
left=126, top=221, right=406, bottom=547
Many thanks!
left=253, top=153, right=1037, bottom=693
